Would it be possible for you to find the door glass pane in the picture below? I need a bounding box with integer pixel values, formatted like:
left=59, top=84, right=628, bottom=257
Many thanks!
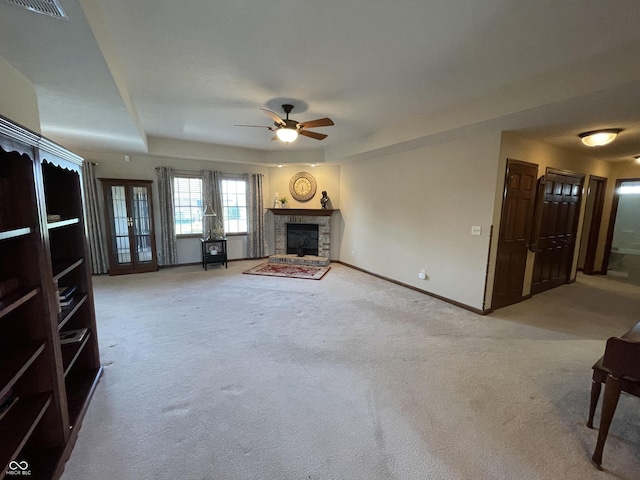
left=608, top=180, right=640, bottom=284
left=110, top=185, right=131, bottom=265
left=132, top=186, right=153, bottom=264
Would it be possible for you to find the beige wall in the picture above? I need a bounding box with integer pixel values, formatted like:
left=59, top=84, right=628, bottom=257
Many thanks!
left=487, top=132, right=613, bottom=307
left=267, top=164, right=342, bottom=258
left=76, top=150, right=269, bottom=264
left=610, top=162, right=640, bottom=180
left=267, top=165, right=340, bottom=211
left=338, top=128, right=502, bottom=310
left=0, top=56, right=40, bottom=132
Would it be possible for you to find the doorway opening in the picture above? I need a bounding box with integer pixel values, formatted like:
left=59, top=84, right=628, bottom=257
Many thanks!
left=603, top=178, right=640, bottom=285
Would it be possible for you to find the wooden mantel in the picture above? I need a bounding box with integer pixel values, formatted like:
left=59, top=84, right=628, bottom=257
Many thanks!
left=267, top=208, right=338, bottom=216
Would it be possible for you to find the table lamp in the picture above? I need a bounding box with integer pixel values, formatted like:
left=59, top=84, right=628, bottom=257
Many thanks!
left=202, top=204, right=217, bottom=239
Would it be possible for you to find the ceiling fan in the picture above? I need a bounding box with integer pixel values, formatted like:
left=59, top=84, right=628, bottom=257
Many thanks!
left=235, top=104, right=334, bottom=143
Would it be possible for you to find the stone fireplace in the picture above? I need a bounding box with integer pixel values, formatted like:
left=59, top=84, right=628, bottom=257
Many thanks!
left=269, top=209, right=334, bottom=266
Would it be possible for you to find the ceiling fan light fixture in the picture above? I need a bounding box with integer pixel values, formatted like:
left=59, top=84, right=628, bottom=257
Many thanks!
left=239, top=104, right=333, bottom=143
left=579, top=129, right=622, bottom=147
left=276, top=128, right=298, bottom=143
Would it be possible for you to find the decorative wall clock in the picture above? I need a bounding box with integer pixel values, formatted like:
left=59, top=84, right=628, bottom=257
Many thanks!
left=289, top=171, right=317, bottom=202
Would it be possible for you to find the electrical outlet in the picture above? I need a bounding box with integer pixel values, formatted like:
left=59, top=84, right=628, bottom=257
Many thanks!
left=471, top=226, right=482, bottom=236
left=351, top=250, right=355, bottom=257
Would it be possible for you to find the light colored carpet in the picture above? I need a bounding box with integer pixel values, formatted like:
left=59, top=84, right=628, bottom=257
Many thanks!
left=61, top=262, right=640, bottom=480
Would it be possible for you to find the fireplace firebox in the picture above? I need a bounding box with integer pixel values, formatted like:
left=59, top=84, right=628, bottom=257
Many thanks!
left=287, top=223, right=319, bottom=256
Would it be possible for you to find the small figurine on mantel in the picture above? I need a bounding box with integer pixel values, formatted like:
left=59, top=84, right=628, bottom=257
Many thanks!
left=273, top=192, right=280, bottom=209
left=320, top=190, right=330, bottom=209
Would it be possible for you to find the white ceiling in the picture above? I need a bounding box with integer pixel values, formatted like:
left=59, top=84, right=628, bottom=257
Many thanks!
left=1, top=0, right=640, bottom=165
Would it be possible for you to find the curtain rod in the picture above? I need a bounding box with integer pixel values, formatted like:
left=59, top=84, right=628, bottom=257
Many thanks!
left=157, top=167, right=264, bottom=177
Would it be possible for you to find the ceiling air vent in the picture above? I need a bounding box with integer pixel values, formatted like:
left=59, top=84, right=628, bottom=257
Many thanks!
left=3, top=0, right=68, bottom=19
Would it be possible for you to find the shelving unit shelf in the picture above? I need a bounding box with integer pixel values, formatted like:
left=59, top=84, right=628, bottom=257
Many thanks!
left=47, top=218, right=79, bottom=230
left=0, top=344, right=45, bottom=398
left=0, top=114, right=102, bottom=480
left=52, top=258, right=84, bottom=283
left=0, top=227, right=31, bottom=241
left=61, top=332, right=91, bottom=377
left=0, top=287, right=40, bottom=319
left=58, top=294, right=88, bottom=330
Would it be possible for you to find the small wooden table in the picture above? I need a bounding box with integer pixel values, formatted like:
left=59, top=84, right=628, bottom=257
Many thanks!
left=201, top=238, right=227, bottom=270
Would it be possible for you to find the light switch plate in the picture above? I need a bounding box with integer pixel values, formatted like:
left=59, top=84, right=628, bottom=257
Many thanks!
left=471, top=226, right=482, bottom=236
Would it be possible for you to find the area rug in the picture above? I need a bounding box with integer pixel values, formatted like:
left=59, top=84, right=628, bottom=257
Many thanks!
left=243, top=262, right=330, bottom=280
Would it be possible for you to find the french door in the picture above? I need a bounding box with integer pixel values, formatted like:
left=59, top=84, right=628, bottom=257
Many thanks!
left=100, top=178, right=158, bottom=275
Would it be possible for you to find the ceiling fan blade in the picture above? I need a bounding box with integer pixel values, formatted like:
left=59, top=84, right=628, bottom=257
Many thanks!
left=234, top=124, right=274, bottom=129
left=260, top=108, right=285, bottom=126
left=299, top=130, right=328, bottom=141
left=297, top=117, right=334, bottom=129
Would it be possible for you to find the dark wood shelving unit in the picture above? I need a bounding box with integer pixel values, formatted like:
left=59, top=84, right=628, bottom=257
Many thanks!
left=0, top=393, right=52, bottom=470
left=65, top=367, right=102, bottom=437
left=57, top=294, right=88, bottom=330
left=61, top=332, right=91, bottom=377
left=0, top=287, right=41, bottom=319
left=19, top=445, right=64, bottom=480
left=0, top=344, right=46, bottom=399
left=51, top=258, right=84, bottom=283
left=0, top=115, right=102, bottom=479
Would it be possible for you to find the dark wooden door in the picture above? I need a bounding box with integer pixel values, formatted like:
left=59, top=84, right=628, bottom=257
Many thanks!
left=492, top=159, right=538, bottom=309
left=580, top=176, right=607, bottom=275
left=531, top=169, right=584, bottom=294
left=100, top=178, right=158, bottom=275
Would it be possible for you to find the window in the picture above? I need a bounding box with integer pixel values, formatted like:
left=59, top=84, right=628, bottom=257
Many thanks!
left=222, top=178, right=247, bottom=234
left=173, top=176, right=203, bottom=235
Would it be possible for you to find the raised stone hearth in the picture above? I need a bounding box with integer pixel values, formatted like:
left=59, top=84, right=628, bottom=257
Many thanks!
left=269, top=254, right=330, bottom=267
left=268, top=209, right=335, bottom=266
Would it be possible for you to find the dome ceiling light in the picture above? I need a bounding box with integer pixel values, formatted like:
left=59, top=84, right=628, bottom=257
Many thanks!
left=235, top=103, right=334, bottom=144
left=579, top=129, right=622, bottom=147
left=276, top=127, right=298, bottom=143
